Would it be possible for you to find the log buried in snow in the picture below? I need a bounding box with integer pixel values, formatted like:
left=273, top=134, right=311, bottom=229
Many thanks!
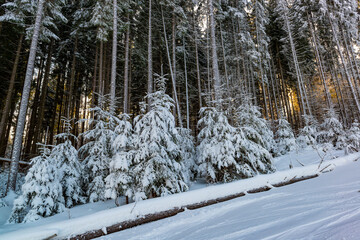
left=68, top=173, right=319, bottom=240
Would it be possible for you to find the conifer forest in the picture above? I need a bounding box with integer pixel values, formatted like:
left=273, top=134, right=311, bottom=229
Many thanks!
left=0, top=0, right=360, bottom=236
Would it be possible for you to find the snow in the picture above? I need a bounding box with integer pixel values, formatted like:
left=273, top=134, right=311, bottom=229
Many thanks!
left=97, top=155, right=360, bottom=240
left=0, top=150, right=358, bottom=240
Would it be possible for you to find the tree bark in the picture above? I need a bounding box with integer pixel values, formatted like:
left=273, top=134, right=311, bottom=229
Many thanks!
left=31, top=40, right=54, bottom=155
left=7, top=0, right=45, bottom=193
left=161, top=7, right=183, bottom=128
left=209, top=0, right=221, bottom=105
left=147, top=0, right=153, bottom=104
left=123, top=13, right=130, bottom=114
left=110, top=0, right=118, bottom=113
left=0, top=34, right=23, bottom=148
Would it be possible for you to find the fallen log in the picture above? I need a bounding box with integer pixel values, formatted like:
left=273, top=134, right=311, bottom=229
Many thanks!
left=68, top=174, right=320, bottom=240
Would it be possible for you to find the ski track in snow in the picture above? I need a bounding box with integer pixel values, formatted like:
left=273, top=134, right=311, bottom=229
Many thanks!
left=97, top=159, right=360, bottom=240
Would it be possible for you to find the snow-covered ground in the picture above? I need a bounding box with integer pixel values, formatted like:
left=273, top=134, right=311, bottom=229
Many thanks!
left=98, top=155, right=360, bottom=240
left=0, top=148, right=357, bottom=240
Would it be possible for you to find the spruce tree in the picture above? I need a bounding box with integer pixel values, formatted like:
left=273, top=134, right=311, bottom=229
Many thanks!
left=317, top=108, right=346, bottom=149
left=8, top=143, right=64, bottom=223
left=131, top=76, right=188, bottom=200
left=105, top=113, right=134, bottom=201
left=79, top=95, right=120, bottom=202
left=52, top=117, right=84, bottom=208
left=197, top=107, right=240, bottom=183
left=274, top=116, right=297, bottom=155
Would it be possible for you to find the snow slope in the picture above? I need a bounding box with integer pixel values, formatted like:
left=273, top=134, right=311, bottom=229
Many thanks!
left=0, top=149, right=357, bottom=240
left=98, top=156, right=360, bottom=240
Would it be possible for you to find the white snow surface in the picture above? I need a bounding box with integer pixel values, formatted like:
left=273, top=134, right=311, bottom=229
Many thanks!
left=0, top=149, right=359, bottom=240
left=98, top=154, right=360, bottom=240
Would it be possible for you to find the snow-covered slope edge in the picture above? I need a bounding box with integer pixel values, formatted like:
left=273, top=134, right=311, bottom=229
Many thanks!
left=2, top=153, right=359, bottom=240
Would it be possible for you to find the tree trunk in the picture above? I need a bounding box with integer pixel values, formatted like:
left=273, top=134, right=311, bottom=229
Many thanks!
left=147, top=0, right=153, bottom=105
left=68, top=36, right=78, bottom=116
left=31, top=40, right=54, bottom=155
left=0, top=34, right=23, bottom=148
left=209, top=0, right=221, bottom=105
left=183, top=38, right=190, bottom=129
left=7, top=0, right=45, bottom=193
left=194, top=19, right=202, bottom=109
left=123, top=13, right=130, bottom=114
left=161, top=7, right=183, bottom=128
left=110, top=0, right=118, bottom=112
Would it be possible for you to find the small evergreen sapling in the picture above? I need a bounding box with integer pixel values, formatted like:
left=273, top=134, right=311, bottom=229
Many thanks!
left=80, top=95, right=121, bottom=202
left=8, top=143, right=64, bottom=223
left=177, top=127, right=197, bottom=181
left=105, top=113, right=134, bottom=201
left=197, top=107, right=240, bottom=183
left=274, top=116, right=297, bottom=155
left=52, top=117, right=84, bottom=208
left=297, top=115, right=318, bottom=148
left=345, top=120, right=360, bottom=153
left=131, top=76, right=188, bottom=200
left=317, top=108, right=346, bottom=149
left=235, top=96, right=275, bottom=154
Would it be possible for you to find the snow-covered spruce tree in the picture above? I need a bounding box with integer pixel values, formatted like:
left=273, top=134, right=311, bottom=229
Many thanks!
left=345, top=120, right=360, bottom=153
left=79, top=95, right=120, bottom=202
left=131, top=76, right=188, bottom=200
left=177, top=127, right=197, bottom=181
left=297, top=115, right=319, bottom=148
left=8, top=144, right=64, bottom=223
left=51, top=117, right=84, bottom=208
left=105, top=113, right=134, bottom=201
left=197, top=107, right=240, bottom=183
left=234, top=95, right=275, bottom=154
left=233, top=127, right=275, bottom=178
left=274, top=116, right=297, bottom=156
left=316, top=108, right=346, bottom=149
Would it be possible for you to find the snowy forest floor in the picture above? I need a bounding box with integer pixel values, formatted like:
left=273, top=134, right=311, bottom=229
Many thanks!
left=0, top=147, right=359, bottom=240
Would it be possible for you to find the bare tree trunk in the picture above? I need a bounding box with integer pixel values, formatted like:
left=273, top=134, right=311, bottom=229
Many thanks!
left=110, top=0, right=118, bottom=112
left=123, top=13, right=130, bottom=114
left=99, top=41, right=104, bottom=99
left=172, top=13, right=177, bottom=117
left=161, top=7, right=183, bottom=128
left=209, top=0, right=221, bottom=104
left=219, top=23, right=229, bottom=90
left=147, top=0, right=153, bottom=104
left=183, top=38, right=190, bottom=129
left=31, top=40, right=54, bottom=155
left=329, top=14, right=360, bottom=114
left=68, top=36, right=78, bottom=116
left=7, top=0, right=45, bottom=193
left=194, top=19, right=202, bottom=109
left=49, top=74, right=63, bottom=145
left=0, top=34, right=23, bottom=147
left=308, top=14, right=331, bottom=108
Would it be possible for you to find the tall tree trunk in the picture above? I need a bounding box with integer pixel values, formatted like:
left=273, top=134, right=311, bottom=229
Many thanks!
left=328, top=14, right=360, bottom=114
left=147, top=0, right=153, bottom=105
left=7, top=0, right=45, bottom=193
left=172, top=13, right=177, bottom=117
left=49, top=74, right=63, bottom=145
left=183, top=38, right=190, bottom=129
left=0, top=34, right=23, bottom=149
left=209, top=0, right=221, bottom=105
left=219, top=23, right=229, bottom=90
left=68, top=36, right=78, bottom=116
left=110, top=0, right=118, bottom=112
left=123, top=13, right=130, bottom=114
left=31, top=40, right=54, bottom=155
left=194, top=19, right=202, bottom=109
left=161, top=6, right=183, bottom=128
left=308, top=14, right=331, bottom=108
